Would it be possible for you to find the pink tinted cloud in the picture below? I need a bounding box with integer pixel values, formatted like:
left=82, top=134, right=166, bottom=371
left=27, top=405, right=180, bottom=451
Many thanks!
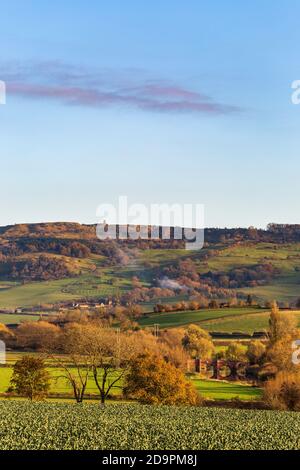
left=4, top=62, right=239, bottom=115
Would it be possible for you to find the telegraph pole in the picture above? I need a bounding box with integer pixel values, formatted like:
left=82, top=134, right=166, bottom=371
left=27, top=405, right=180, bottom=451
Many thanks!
left=116, top=327, right=121, bottom=368
left=154, top=324, right=159, bottom=338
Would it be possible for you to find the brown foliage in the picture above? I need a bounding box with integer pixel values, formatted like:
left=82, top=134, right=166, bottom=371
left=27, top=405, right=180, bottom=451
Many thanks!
left=225, top=342, right=247, bottom=362
left=246, top=341, right=266, bottom=365
left=182, top=324, right=214, bottom=360
left=16, top=321, right=60, bottom=350
left=266, top=302, right=299, bottom=372
left=8, top=355, right=51, bottom=401
left=124, top=353, right=201, bottom=405
left=263, top=371, right=300, bottom=411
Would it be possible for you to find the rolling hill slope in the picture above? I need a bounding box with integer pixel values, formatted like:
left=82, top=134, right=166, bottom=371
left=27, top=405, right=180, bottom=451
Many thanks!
left=0, top=223, right=299, bottom=313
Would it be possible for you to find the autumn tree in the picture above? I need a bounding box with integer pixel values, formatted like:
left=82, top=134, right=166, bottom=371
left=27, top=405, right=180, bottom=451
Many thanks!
left=54, top=323, right=139, bottom=405
left=16, top=320, right=60, bottom=351
left=266, top=301, right=299, bottom=372
left=124, top=353, right=200, bottom=405
left=263, top=371, right=300, bottom=411
left=83, top=325, right=138, bottom=405
left=125, top=304, right=143, bottom=320
left=246, top=341, right=266, bottom=365
left=51, top=323, right=93, bottom=403
left=54, top=309, right=89, bottom=324
left=0, top=323, right=14, bottom=344
left=225, top=342, right=247, bottom=362
left=8, top=355, right=50, bottom=401
left=158, top=328, right=189, bottom=370
left=182, top=324, right=214, bottom=360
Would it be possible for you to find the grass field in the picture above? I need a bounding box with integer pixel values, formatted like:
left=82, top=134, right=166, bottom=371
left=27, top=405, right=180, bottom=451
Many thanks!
left=0, top=351, right=262, bottom=401
left=0, top=366, right=121, bottom=396
left=0, top=267, right=135, bottom=309
left=197, top=243, right=300, bottom=303
left=1, top=242, right=300, bottom=309
left=0, top=365, right=261, bottom=401
left=200, top=310, right=300, bottom=333
left=0, top=313, right=41, bottom=324
left=192, top=378, right=262, bottom=400
left=138, top=307, right=268, bottom=329
left=139, top=307, right=300, bottom=334
left=0, top=402, right=299, bottom=449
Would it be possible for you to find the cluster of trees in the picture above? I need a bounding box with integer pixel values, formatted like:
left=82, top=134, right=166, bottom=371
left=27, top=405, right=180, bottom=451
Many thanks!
left=0, top=238, right=91, bottom=258
left=180, top=324, right=266, bottom=365
left=4, top=297, right=300, bottom=410
left=2, top=221, right=300, bottom=246
left=6, top=320, right=200, bottom=405
left=161, top=259, right=199, bottom=282
left=99, top=304, right=144, bottom=327
left=215, top=340, right=266, bottom=364
left=182, top=325, right=215, bottom=360
left=156, top=259, right=233, bottom=299
left=117, top=286, right=176, bottom=306
left=159, top=258, right=279, bottom=293
left=260, top=302, right=300, bottom=410
left=153, top=296, right=254, bottom=313
left=8, top=255, right=73, bottom=281
left=205, top=225, right=300, bottom=244
left=202, top=263, right=280, bottom=289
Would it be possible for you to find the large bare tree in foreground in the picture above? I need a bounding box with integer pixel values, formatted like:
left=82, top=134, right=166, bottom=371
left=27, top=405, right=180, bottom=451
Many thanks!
left=53, top=323, right=140, bottom=404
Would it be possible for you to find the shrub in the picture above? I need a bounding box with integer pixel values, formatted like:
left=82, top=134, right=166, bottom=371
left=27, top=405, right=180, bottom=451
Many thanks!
left=263, top=372, right=300, bottom=411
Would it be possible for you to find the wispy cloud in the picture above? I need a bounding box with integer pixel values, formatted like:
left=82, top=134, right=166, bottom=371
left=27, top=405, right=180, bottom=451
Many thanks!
left=0, top=61, right=239, bottom=115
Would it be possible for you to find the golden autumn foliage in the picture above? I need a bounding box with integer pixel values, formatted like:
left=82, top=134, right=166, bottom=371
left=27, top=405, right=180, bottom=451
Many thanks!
left=182, top=324, right=214, bottom=360
left=263, top=371, right=300, bottom=411
left=266, top=301, right=299, bottom=372
left=124, top=353, right=201, bottom=405
left=16, top=321, right=60, bottom=350
left=0, top=322, right=14, bottom=338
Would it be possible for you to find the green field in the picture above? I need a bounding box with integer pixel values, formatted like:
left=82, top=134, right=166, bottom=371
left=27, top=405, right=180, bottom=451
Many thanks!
left=139, top=307, right=268, bottom=329
left=0, top=264, right=139, bottom=309
left=0, top=402, right=299, bottom=449
left=200, top=310, right=300, bottom=333
left=197, top=243, right=300, bottom=302
left=1, top=242, right=300, bottom=309
left=139, top=307, right=300, bottom=334
left=0, top=365, right=121, bottom=396
left=1, top=352, right=262, bottom=401
left=0, top=313, right=41, bottom=324
left=192, top=378, right=262, bottom=400
left=0, top=362, right=261, bottom=401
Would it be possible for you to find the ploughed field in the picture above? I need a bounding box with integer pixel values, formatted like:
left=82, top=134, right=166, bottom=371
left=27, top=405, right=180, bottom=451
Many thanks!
left=0, top=402, right=299, bottom=450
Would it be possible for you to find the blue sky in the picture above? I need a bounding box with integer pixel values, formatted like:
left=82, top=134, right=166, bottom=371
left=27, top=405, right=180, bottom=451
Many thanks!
left=0, top=0, right=299, bottom=228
